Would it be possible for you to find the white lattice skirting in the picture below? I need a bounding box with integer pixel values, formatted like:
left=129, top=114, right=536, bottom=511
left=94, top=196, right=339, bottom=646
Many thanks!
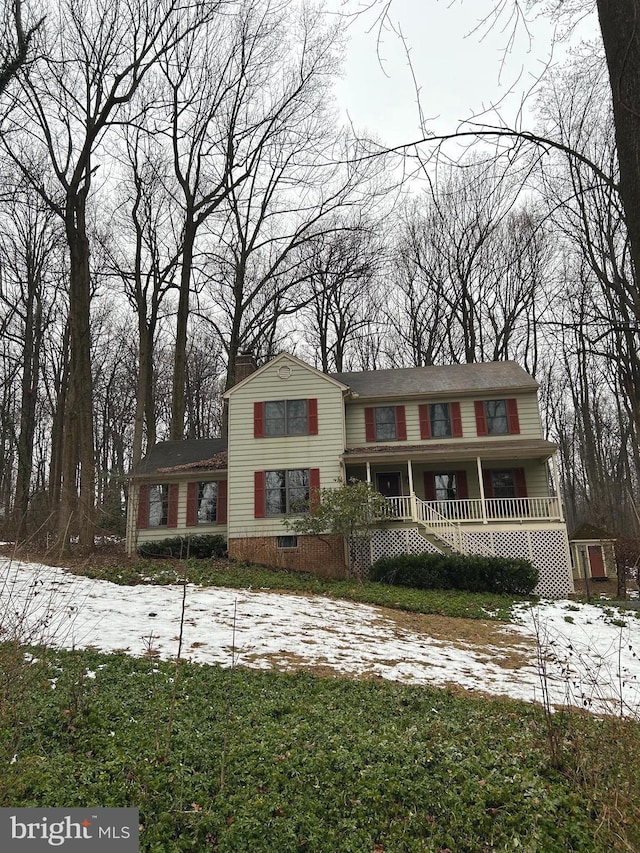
left=369, top=527, right=573, bottom=598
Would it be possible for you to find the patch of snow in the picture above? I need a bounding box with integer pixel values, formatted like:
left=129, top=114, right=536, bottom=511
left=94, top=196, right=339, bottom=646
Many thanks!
left=2, top=558, right=640, bottom=716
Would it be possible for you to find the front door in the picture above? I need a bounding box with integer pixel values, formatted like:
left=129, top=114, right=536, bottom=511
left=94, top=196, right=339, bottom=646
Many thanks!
left=587, top=545, right=606, bottom=578
left=376, top=472, right=401, bottom=497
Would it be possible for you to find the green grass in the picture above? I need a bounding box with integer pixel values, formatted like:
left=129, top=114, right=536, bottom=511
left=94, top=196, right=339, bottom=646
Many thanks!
left=69, top=557, right=524, bottom=621
left=2, top=647, right=639, bottom=852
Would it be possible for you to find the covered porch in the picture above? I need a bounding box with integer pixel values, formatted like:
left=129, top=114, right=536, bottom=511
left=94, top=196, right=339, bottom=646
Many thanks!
left=342, top=438, right=564, bottom=529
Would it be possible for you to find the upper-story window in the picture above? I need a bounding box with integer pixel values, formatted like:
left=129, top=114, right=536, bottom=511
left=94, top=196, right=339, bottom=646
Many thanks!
left=418, top=402, right=463, bottom=439
left=254, top=399, right=318, bottom=437
left=365, top=406, right=407, bottom=442
left=474, top=399, right=520, bottom=436
left=265, top=399, right=307, bottom=435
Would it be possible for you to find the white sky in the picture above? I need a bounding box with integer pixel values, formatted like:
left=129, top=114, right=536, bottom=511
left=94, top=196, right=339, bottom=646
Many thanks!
left=331, top=0, right=601, bottom=148
left=4, top=559, right=639, bottom=717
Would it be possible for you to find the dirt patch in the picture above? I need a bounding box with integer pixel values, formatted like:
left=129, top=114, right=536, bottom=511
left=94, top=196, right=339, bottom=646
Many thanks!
left=372, top=606, right=534, bottom=670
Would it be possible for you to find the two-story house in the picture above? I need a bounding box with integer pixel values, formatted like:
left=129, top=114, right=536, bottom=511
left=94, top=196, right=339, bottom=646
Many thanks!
left=126, top=353, right=574, bottom=597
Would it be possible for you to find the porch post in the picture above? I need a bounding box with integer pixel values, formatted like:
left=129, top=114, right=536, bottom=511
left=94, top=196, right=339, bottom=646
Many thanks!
left=550, top=454, right=564, bottom=521
left=366, top=461, right=371, bottom=484
left=476, top=456, right=488, bottom=524
left=407, top=459, right=417, bottom=521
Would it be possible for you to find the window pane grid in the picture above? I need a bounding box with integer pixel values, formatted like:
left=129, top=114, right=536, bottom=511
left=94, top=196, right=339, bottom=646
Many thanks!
left=264, top=400, right=308, bottom=436
left=197, top=482, right=218, bottom=523
left=265, top=469, right=309, bottom=515
left=430, top=403, right=451, bottom=437
left=485, top=400, right=508, bottom=434
left=149, top=484, right=168, bottom=527
left=374, top=406, right=396, bottom=441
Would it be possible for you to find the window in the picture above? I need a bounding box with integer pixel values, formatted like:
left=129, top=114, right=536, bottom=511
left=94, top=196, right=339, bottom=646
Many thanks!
left=365, top=406, right=407, bottom=442
left=482, top=468, right=527, bottom=499
left=277, top=535, right=298, bottom=549
left=255, top=469, right=320, bottom=518
left=374, top=406, right=396, bottom=440
left=430, top=403, right=452, bottom=437
left=266, top=469, right=310, bottom=515
left=425, top=470, right=469, bottom=502
left=254, top=399, right=318, bottom=437
left=265, top=399, right=307, bottom=435
left=186, top=480, right=227, bottom=526
left=434, top=473, right=458, bottom=501
left=148, top=484, right=169, bottom=527
left=485, top=400, right=509, bottom=434
left=419, top=402, right=462, bottom=439
left=197, top=482, right=218, bottom=523
left=474, top=399, right=520, bottom=436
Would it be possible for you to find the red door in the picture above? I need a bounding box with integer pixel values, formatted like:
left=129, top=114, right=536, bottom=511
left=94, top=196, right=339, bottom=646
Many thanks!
left=587, top=545, right=606, bottom=578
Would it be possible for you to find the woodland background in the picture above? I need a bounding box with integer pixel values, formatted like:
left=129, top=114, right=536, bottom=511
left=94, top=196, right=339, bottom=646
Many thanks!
left=0, top=0, right=638, bottom=553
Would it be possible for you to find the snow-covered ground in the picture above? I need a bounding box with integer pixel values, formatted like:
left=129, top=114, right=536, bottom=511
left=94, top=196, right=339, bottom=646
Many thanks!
left=1, top=558, right=639, bottom=716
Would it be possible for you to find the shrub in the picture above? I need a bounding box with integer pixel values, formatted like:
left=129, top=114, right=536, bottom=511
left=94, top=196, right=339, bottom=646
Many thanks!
left=137, top=535, right=227, bottom=559
left=370, top=552, right=538, bottom=595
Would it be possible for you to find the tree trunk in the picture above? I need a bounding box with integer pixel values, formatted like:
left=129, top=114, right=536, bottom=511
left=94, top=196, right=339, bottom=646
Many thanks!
left=171, top=219, right=196, bottom=441
left=58, top=192, right=95, bottom=551
left=597, top=0, right=640, bottom=319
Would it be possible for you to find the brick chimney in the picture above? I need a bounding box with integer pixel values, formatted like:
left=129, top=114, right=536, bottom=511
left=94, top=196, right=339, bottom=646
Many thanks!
left=234, top=352, right=259, bottom=385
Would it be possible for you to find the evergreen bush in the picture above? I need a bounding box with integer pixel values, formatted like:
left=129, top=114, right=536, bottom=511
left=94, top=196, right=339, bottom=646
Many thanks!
left=137, top=534, right=227, bottom=559
left=370, top=552, right=538, bottom=595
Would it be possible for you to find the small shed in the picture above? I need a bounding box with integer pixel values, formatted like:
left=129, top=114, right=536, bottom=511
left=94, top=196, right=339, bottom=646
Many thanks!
left=569, top=523, right=616, bottom=580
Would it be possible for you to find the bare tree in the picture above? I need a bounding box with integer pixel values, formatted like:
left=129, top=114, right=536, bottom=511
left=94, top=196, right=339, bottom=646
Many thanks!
left=0, top=0, right=44, bottom=97
left=2, top=0, right=222, bottom=549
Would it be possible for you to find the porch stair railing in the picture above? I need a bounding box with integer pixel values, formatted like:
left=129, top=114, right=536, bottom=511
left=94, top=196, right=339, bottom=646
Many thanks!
left=415, top=497, right=471, bottom=555
left=377, top=495, right=470, bottom=555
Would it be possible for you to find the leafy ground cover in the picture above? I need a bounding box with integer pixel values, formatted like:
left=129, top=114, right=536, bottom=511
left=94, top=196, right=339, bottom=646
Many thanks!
left=64, top=556, right=522, bottom=621
left=2, top=646, right=639, bottom=852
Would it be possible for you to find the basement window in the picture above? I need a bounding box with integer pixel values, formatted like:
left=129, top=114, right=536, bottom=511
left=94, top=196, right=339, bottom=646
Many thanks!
left=276, top=536, right=298, bottom=549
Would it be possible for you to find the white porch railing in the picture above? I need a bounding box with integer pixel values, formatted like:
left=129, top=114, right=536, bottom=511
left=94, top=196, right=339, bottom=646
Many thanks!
left=380, top=494, right=562, bottom=524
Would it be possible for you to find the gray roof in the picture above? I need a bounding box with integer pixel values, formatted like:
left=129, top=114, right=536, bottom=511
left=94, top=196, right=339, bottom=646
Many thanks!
left=133, top=438, right=227, bottom=477
left=331, top=361, right=537, bottom=399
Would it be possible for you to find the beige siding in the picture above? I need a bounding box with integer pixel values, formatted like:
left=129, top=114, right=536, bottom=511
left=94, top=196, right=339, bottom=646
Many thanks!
left=226, top=355, right=346, bottom=538
left=344, top=392, right=543, bottom=447
left=128, top=478, right=227, bottom=554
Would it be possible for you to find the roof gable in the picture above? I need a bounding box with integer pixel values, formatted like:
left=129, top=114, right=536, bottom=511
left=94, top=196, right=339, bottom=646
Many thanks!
left=223, top=352, right=349, bottom=398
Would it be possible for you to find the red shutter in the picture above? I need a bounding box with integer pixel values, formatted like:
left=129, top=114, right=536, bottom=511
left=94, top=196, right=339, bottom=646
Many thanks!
left=167, top=483, right=179, bottom=528
left=309, top=468, right=321, bottom=512
left=365, top=407, right=376, bottom=442
left=423, top=472, right=436, bottom=502
left=137, top=484, right=149, bottom=529
left=254, top=401, right=264, bottom=438
left=395, top=406, right=407, bottom=441
left=254, top=471, right=265, bottom=518
left=514, top=467, right=527, bottom=498
left=482, top=470, right=494, bottom=498
left=419, top=404, right=431, bottom=439
left=506, top=398, right=520, bottom=434
left=450, top=402, right=463, bottom=437
left=217, top=479, right=228, bottom=524
left=186, top=482, right=198, bottom=526
left=307, top=398, right=318, bottom=435
left=456, top=470, right=469, bottom=499
left=474, top=401, right=488, bottom=436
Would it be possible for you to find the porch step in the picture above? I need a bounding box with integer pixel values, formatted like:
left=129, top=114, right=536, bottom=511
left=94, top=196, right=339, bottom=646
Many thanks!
left=415, top=525, right=459, bottom=556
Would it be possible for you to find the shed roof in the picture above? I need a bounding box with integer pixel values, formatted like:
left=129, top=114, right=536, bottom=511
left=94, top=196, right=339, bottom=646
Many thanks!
left=132, top=438, right=227, bottom=478
left=331, top=361, right=537, bottom=400
left=570, top=523, right=616, bottom=542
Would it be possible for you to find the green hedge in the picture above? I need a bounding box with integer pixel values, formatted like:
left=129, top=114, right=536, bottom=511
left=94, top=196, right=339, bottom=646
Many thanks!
left=370, top=552, right=538, bottom=595
left=137, top=534, right=227, bottom=559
